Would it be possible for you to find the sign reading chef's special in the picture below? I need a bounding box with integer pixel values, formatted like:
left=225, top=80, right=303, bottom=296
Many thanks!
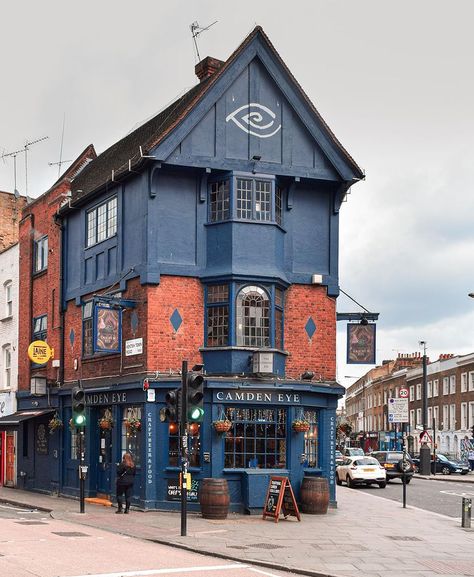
left=27, top=340, right=54, bottom=365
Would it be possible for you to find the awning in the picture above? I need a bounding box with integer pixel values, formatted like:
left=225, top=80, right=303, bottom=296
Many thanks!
left=0, top=409, right=55, bottom=429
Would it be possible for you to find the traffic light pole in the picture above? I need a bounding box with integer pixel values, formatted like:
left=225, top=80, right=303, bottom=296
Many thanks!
left=79, top=429, right=85, bottom=513
left=180, top=360, right=188, bottom=537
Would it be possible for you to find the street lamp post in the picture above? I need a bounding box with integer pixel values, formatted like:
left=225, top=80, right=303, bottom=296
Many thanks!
left=419, top=341, right=431, bottom=475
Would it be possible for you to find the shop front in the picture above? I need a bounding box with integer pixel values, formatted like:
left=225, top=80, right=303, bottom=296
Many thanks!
left=10, top=377, right=342, bottom=512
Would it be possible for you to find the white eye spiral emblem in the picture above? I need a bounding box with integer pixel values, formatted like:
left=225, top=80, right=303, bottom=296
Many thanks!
left=226, top=103, right=281, bottom=138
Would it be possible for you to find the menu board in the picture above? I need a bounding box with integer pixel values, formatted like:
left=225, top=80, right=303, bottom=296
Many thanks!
left=262, top=476, right=300, bottom=523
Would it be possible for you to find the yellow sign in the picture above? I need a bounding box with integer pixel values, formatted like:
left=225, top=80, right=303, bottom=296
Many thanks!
left=28, top=340, right=54, bottom=364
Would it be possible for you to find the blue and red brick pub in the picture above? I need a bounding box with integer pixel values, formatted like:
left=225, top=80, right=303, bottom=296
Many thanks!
left=3, top=26, right=363, bottom=512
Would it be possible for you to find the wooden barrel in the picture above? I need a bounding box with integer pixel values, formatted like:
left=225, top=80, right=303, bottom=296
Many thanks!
left=199, top=478, right=230, bottom=519
left=300, top=476, right=329, bottom=514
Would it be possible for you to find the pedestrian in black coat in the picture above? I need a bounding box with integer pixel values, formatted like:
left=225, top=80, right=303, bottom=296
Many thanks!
left=116, top=452, right=136, bottom=514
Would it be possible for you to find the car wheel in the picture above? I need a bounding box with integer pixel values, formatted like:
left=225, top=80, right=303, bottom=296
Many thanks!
left=346, top=475, right=355, bottom=488
left=378, top=482, right=386, bottom=488
left=441, top=466, right=451, bottom=475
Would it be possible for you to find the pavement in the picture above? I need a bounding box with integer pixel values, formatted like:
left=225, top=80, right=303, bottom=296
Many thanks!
left=1, top=474, right=474, bottom=577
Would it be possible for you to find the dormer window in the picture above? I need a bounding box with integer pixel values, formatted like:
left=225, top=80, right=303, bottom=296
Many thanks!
left=86, top=196, right=117, bottom=247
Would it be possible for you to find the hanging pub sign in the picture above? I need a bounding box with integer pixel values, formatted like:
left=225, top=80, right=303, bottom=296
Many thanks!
left=347, top=323, right=376, bottom=365
left=262, top=476, right=301, bottom=523
left=94, top=305, right=122, bottom=353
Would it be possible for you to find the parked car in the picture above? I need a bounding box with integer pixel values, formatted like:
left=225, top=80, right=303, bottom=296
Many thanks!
left=412, top=453, right=470, bottom=475
left=335, top=450, right=344, bottom=467
left=336, top=456, right=386, bottom=488
left=342, top=447, right=365, bottom=457
left=371, top=451, right=414, bottom=483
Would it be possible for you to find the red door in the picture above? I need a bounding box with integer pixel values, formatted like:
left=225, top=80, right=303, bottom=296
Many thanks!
left=0, top=432, right=3, bottom=484
left=5, top=432, right=15, bottom=487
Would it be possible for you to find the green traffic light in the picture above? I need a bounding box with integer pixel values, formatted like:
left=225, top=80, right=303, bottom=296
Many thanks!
left=74, top=414, right=86, bottom=426
left=188, top=407, right=204, bottom=422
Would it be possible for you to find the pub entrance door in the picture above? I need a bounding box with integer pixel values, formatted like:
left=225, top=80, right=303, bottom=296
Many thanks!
left=97, top=407, right=113, bottom=495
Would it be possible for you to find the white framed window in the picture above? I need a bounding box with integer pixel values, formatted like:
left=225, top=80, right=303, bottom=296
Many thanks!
left=433, top=406, right=439, bottom=427
left=468, top=372, right=474, bottom=392
left=449, top=375, right=456, bottom=394
left=34, top=236, right=48, bottom=273
left=442, top=405, right=449, bottom=430
left=4, top=281, right=12, bottom=317
left=433, top=379, right=439, bottom=397
left=450, top=404, right=456, bottom=430
left=410, top=410, right=415, bottom=430
left=86, top=196, right=117, bottom=247
left=461, top=373, right=468, bottom=393
left=427, top=381, right=432, bottom=398
left=469, top=402, right=474, bottom=429
left=461, top=403, right=468, bottom=430
left=409, top=385, right=415, bottom=401
left=443, top=377, right=449, bottom=395
left=416, top=408, right=422, bottom=426
left=2, top=345, right=11, bottom=388
left=416, top=383, right=421, bottom=400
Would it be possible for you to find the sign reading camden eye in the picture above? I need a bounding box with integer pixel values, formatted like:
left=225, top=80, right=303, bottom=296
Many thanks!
left=214, top=390, right=301, bottom=404
left=226, top=103, right=281, bottom=138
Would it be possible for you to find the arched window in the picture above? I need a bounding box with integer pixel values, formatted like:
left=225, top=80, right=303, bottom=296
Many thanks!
left=236, top=286, right=270, bottom=347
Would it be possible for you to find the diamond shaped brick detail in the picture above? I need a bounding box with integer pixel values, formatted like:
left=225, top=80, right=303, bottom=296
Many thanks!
left=170, top=309, right=183, bottom=332
left=305, top=317, right=316, bottom=339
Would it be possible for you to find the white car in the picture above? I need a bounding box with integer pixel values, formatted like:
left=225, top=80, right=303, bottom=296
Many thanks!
left=336, top=456, right=387, bottom=489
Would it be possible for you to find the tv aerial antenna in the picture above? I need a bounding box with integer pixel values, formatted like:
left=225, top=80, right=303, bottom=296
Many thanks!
left=48, top=113, right=72, bottom=178
left=190, top=20, right=218, bottom=63
left=2, top=135, right=49, bottom=198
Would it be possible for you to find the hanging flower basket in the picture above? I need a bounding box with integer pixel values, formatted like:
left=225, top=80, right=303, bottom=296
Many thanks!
left=48, top=414, right=63, bottom=435
left=213, top=420, right=232, bottom=433
left=124, top=417, right=141, bottom=435
left=98, top=416, right=114, bottom=430
left=292, top=420, right=310, bottom=433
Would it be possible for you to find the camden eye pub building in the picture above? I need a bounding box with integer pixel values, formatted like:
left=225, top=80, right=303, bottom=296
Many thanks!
left=6, top=27, right=363, bottom=512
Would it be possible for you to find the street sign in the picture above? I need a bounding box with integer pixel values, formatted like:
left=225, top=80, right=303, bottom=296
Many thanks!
left=388, top=398, right=409, bottom=423
left=399, top=388, right=409, bottom=398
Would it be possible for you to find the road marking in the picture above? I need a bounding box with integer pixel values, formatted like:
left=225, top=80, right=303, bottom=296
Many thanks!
left=67, top=563, right=249, bottom=577
left=440, top=490, right=474, bottom=498
left=248, top=568, right=286, bottom=577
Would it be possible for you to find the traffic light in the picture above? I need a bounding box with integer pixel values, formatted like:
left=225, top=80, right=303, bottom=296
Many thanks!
left=187, top=369, right=204, bottom=422
left=161, top=388, right=181, bottom=422
left=71, top=386, right=86, bottom=427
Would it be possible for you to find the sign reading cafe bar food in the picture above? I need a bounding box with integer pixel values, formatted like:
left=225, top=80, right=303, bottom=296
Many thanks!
left=214, top=390, right=301, bottom=404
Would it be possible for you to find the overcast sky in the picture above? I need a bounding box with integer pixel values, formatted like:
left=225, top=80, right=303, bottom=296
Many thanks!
left=1, top=1, right=473, bottom=391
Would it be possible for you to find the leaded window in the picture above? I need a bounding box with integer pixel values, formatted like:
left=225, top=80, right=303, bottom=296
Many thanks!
left=209, top=180, right=230, bottom=222
left=274, top=287, right=284, bottom=350
left=224, top=407, right=287, bottom=469
left=206, top=285, right=229, bottom=347
left=169, top=422, right=200, bottom=467
left=255, top=180, right=271, bottom=221
left=302, top=410, right=319, bottom=468
left=121, top=406, right=142, bottom=467
left=86, top=197, right=117, bottom=247
left=236, top=286, right=270, bottom=347
left=275, top=186, right=282, bottom=226
left=236, top=178, right=253, bottom=219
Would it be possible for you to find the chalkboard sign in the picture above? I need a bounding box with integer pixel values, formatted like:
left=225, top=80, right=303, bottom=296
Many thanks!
left=262, top=476, right=300, bottom=523
left=167, top=478, right=199, bottom=502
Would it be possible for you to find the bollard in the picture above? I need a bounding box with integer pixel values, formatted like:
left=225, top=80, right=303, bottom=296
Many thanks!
left=462, top=497, right=472, bottom=528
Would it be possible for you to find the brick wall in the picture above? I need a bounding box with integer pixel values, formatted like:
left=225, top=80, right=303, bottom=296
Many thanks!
left=284, top=285, right=336, bottom=381
left=0, top=191, right=26, bottom=252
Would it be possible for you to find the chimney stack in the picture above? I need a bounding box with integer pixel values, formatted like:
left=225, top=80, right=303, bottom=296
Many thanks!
left=195, top=56, right=224, bottom=82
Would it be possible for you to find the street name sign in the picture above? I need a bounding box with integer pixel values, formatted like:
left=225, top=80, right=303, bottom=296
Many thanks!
left=388, top=398, right=409, bottom=423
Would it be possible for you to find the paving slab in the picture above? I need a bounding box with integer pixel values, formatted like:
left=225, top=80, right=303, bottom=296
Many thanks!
left=1, top=484, right=474, bottom=577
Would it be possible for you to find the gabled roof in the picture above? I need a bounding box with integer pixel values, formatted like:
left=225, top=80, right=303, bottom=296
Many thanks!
left=71, top=26, right=363, bottom=204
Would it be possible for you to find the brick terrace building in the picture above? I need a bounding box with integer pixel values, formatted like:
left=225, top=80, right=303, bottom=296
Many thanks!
left=2, top=28, right=364, bottom=510
left=346, top=352, right=474, bottom=458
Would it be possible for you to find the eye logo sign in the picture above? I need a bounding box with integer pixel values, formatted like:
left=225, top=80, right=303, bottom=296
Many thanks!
left=226, top=103, right=281, bottom=138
